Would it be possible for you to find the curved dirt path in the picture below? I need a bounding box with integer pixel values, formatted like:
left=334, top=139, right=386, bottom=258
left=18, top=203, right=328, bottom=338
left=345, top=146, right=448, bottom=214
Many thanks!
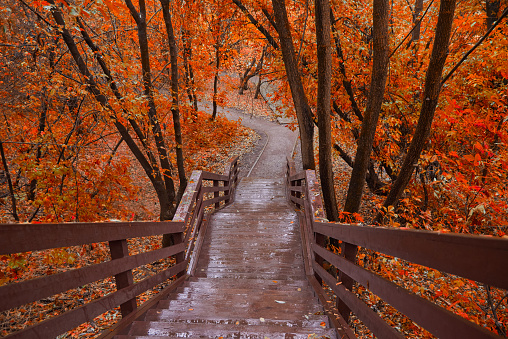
left=198, top=102, right=298, bottom=179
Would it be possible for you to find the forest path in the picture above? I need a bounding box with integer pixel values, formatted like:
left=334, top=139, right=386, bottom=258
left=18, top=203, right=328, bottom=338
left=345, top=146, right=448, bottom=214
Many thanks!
left=198, top=102, right=299, bottom=179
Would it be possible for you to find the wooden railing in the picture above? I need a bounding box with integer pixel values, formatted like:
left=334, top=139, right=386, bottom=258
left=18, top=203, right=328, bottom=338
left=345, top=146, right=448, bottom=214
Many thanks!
left=286, top=157, right=508, bottom=339
left=0, top=156, right=239, bottom=339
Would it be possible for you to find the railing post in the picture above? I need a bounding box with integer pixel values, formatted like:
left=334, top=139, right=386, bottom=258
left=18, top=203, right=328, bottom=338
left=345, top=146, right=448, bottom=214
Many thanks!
left=224, top=179, right=230, bottom=204
left=337, top=242, right=358, bottom=322
left=294, top=179, right=302, bottom=209
left=108, top=239, right=137, bottom=317
left=213, top=180, right=220, bottom=208
left=174, top=231, right=186, bottom=278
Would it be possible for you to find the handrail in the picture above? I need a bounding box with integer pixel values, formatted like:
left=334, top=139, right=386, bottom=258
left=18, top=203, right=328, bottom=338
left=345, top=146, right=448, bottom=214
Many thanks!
left=0, top=156, right=239, bottom=339
left=285, top=157, right=508, bottom=339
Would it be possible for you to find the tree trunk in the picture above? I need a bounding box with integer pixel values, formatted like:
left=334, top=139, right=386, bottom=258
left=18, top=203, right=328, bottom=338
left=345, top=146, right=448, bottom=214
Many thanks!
left=412, top=0, right=424, bottom=42
left=0, top=142, right=19, bottom=222
left=29, top=90, right=48, bottom=202
left=315, top=0, right=339, bottom=221
left=272, top=0, right=315, bottom=170
left=377, top=0, right=456, bottom=219
left=343, top=0, right=390, bottom=214
left=239, top=57, right=256, bottom=94
left=486, top=0, right=500, bottom=31
left=338, top=0, right=390, bottom=322
left=240, top=45, right=267, bottom=95
left=182, top=29, right=198, bottom=114
left=160, top=1, right=187, bottom=205
left=212, top=45, right=220, bottom=121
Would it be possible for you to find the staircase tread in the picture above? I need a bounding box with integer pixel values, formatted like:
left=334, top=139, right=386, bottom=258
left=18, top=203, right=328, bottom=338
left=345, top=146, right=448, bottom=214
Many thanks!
left=127, top=321, right=336, bottom=338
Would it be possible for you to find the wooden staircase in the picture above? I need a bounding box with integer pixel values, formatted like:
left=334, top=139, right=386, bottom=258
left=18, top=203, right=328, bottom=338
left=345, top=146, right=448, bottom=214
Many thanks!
left=116, top=178, right=337, bottom=338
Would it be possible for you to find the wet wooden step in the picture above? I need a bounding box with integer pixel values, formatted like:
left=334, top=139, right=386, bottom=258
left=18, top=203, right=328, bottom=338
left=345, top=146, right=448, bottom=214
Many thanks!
left=152, top=301, right=324, bottom=319
left=184, top=277, right=311, bottom=290
left=142, top=314, right=330, bottom=328
left=167, top=288, right=316, bottom=301
left=125, top=321, right=337, bottom=338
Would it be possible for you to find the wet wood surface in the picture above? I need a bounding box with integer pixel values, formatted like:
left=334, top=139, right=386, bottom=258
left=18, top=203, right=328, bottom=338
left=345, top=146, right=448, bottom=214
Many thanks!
left=120, top=178, right=337, bottom=338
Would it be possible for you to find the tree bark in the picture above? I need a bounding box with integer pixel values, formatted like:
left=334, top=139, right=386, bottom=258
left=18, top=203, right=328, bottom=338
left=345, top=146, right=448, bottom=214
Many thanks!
left=0, top=142, right=19, bottom=222
left=377, top=0, right=456, bottom=219
left=330, top=8, right=363, bottom=122
left=315, top=0, right=339, bottom=221
left=412, top=0, right=424, bottom=42
left=343, top=0, right=390, bottom=214
left=160, top=1, right=187, bottom=205
left=272, top=0, right=315, bottom=170
left=337, top=0, right=390, bottom=322
left=212, top=45, right=220, bottom=121
left=486, top=0, right=500, bottom=31
left=182, top=29, right=198, bottom=114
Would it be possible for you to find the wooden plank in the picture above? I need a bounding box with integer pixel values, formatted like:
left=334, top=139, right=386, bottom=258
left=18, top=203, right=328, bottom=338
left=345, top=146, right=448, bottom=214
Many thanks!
left=173, top=171, right=202, bottom=223
left=0, top=243, right=185, bottom=312
left=223, top=156, right=239, bottom=178
left=304, top=170, right=327, bottom=222
left=203, top=194, right=228, bottom=207
left=201, top=185, right=229, bottom=193
left=313, top=222, right=508, bottom=290
left=97, top=274, right=189, bottom=339
left=109, top=239, right=136, bottom=317
left=289, top=195, right=304, bottom=206
left=4, top=261, right=188, bottom=339
left=313, top=262, right=405, bottom=339
left=187, top=218, right=209, bottom=276
left=201, top=171, right=229, bottom=181
left=286, top=156, right=296, bottom=177
left=289, top=172, right=306, bottom=182
left=0, top=221, right=185, bottom=255
left=313, top=244, right=501, bottom=339
left=307, top=275, right=356, bottom=339
left=297, top=213, right=313, bottom=277
left=288, top=185, right=304, bottom=193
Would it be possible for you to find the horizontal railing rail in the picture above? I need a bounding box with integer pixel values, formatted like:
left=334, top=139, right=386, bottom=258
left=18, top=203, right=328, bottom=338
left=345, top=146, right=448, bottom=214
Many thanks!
left=285, top=156, right=508, bottom=339
left=0, top=156, right=239, bottom=339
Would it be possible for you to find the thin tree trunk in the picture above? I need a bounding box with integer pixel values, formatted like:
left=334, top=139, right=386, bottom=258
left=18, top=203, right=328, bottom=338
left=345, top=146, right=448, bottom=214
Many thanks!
left=212, top=45, right=220, bottom=121
left=486, top=0, right=500, bottom=31
left=239, top=57, right=256, bottom=94
left=29, top=90, right=48, bottom=201
left=343, top=0, right=390, bottom=214
left=412, top=0, right=424, bottom=42
left=272, top=0, right=315, bottom=170
left=377, top=0, right=457, bottom=220
left=315, top=0, right=339, bottom=221
left=0, top=142, right=19, bottom=222
left=338, top=0, right=390, bottom=322
left=160, top=1, right=187, bottom=205
left=182, top=30, right=198, bottom=114
left=330, top=9, right=363, bottom=122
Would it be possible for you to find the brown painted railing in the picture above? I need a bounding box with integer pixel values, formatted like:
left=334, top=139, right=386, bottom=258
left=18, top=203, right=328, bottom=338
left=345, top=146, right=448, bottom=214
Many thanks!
left=0, top=156, right=239, bottom=339
left=286, top=157, right=508, bottom=339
